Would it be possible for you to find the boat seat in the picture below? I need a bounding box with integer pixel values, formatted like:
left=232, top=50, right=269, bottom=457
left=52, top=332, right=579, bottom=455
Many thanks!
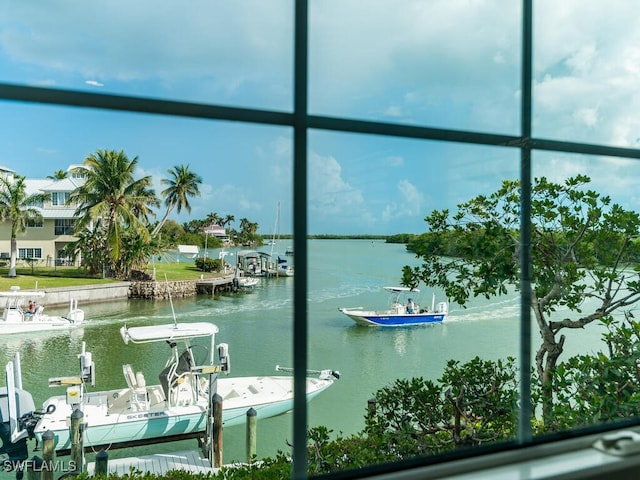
left=123, top=364, right=149, bottom=411
left=35, top=305, right=44, bottom=316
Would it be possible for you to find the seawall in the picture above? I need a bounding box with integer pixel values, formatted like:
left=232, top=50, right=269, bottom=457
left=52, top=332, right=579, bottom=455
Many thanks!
left=42, top=282, right=131, bottom=306
left=40, top=275, right=238, bottom=306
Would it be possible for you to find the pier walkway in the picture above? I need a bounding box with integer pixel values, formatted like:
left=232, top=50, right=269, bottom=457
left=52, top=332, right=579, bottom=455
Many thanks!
left=86, top=450, right=219, bottom=476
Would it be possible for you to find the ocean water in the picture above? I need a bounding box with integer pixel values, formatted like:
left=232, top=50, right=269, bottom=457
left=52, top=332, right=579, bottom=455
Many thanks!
left=0, top=239, right=608, bottom=471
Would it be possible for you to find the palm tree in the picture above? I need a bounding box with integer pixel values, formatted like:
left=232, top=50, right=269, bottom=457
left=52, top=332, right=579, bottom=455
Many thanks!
left=222, top=214, right=235, bottom=228
left=47, top=169, right=68, bottom=180
left=205, top=212, right=222, bottom=226
left=0, top=175, right=50, bottom=277
left=151, top=165, right=202, bottom=236
left=68, top=149, right=159, bottom=277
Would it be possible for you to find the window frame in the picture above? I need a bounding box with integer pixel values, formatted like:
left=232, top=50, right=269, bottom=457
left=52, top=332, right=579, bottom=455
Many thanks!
left=51, top=191, right=70, bottom=206
left=3, top=1, right=640, bottom=477
left=54, top=218, right=75, bottom=235
left=18, top=247, right=42, bottom=259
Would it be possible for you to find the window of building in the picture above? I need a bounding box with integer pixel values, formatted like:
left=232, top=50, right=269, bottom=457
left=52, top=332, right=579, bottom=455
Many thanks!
left=26, top=218, right=43, bottom=228
left=18, top=248, right=42, bottom=259
left=51, top=191, right=70, bottom=206
left=54, top=219, right=75, bottom=235
left=2, top=2, right=640, bottom=478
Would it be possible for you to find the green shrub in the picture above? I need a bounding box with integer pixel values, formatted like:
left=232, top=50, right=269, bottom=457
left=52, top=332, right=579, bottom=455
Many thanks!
left=195, top=257, right=222, bottom=272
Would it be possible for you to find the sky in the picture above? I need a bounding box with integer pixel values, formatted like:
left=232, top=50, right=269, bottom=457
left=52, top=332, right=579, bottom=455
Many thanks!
left=1, top=1, right=640, bottom=235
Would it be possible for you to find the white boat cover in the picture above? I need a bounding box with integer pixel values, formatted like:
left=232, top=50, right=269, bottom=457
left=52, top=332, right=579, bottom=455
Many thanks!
left=120, top=322, right=219, bottom=344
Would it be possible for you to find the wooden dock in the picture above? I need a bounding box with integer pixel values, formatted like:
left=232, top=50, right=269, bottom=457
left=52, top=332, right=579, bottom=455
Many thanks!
left=86, top=450, right=219, bottom=476
left=196, top=274, right=239, bottom=294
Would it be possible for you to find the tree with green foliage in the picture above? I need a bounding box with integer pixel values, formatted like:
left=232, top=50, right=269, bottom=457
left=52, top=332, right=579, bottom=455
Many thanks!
left=61, top=220, right=107, bottom=275
left=403, top=175, right=640, bottom=425
left=0, top=175, right=50, bottom=277
left=152, top=164, right=203, bottom=236
left=238, top=217, right=260, bottom=245
left=68, top=149, right=159, bottom=278
left=46, top=169, right=68, bottom=180
left=540, top=312, right=640, bottom=432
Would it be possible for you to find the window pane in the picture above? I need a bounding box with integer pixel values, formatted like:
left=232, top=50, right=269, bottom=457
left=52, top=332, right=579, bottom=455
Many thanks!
left=533, top=2, right=640, bottom=148
left=309, top=1, right=521, bottom=134
left=0, top=1, right=293, bottom=110
left=531, top=152, right=640, bottom=429
left=307, top=132, right=520, bottom=471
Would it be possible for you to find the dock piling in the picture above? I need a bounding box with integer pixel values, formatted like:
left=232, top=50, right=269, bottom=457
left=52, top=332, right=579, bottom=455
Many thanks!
left=246, top=407, right=257, bottom=462
left=41, top=430, right=55, bottom=480
left=95, top=450, right=109, bottom=476
left=212, top=393, right=223, bottom=468
left=70, top=409, right=84, bottom=473
left=26, top=455, right=42, bottom=480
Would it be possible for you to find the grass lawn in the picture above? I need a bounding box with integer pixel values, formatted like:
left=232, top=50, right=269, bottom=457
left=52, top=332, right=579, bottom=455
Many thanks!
left=0, top=261, right=223, bottom=290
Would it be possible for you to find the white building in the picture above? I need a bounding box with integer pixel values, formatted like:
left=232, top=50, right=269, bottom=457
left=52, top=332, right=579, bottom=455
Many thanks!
left=0, top=165, right=84, bottom=266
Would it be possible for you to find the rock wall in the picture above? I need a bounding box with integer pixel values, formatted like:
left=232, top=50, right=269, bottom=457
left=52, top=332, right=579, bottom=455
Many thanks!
left=128, top=280, right=198, bottom=300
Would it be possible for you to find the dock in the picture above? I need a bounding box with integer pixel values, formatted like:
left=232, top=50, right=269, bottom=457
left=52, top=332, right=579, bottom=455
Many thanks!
left=86, top=450, right=219, bottom=476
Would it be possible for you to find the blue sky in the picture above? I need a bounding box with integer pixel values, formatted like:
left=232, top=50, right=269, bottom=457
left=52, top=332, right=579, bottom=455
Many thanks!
left=1, top=1, right=640, bottom=235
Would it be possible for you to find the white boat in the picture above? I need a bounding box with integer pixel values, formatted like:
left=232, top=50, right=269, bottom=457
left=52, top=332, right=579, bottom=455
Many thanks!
left=237, top=276, right=260, bottom=288
left=339, top=286, right=448, bottom=327
left=276, top=258, right=295, bottom=277
left=278, top=264, right=295, bottom=277
left=0, top=287, right=84, bottom=334
left=2, top=322, right=338, bottom=454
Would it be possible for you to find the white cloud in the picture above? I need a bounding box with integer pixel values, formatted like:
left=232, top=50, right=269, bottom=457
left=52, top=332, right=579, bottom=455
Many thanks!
left=309, top=152, right=365, bottom=216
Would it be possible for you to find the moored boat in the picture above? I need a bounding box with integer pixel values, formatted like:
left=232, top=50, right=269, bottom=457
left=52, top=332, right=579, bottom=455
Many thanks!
left=2, top=321, right=338, bottom=454
left=338, top=286, right=448, bottom=327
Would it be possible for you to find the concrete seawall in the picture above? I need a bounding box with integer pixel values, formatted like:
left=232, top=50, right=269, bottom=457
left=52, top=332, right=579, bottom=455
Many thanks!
left=42, top=282, right=131, bottom=306
left=39, top=276, right=238, bottom=306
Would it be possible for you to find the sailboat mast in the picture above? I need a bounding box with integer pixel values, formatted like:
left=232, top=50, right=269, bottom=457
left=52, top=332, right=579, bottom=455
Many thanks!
left=270, top=201, right=280, bottom=258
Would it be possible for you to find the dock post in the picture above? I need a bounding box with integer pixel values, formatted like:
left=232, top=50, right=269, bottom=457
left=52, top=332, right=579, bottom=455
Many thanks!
left=41, top=430, right=55, bottom=480
left=212, top=393, right=223, bottom=468
left=26, top=456, right=42, bottom=480
left=246, top=408, right=257, bottom=462
left=70, top=408, right=84, bottom=473
left=95, top=450, right=109, bottom=476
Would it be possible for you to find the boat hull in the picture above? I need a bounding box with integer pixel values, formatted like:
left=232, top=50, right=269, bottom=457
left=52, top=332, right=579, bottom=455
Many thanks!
left=340, top=309, right=445, bottom=327
left=33, top=375, right=333, bottom=450
left=0, top=318, right=81, bottom=334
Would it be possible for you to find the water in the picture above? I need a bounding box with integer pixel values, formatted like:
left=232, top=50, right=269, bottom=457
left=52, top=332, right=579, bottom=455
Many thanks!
left=0, top=239, right=609, bottom=470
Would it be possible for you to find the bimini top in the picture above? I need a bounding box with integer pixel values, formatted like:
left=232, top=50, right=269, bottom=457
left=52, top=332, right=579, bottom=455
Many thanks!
left=383, top=286, right=420, bottom=294
left=120, top=322, right=219, bottom=344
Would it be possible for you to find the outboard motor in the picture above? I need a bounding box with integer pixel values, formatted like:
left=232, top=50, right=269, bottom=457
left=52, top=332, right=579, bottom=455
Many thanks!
left=0, top=386, right=36, bottom=480
left=218, top=343, right=230, bottom=374
left=436, top=302, right=449, bottom=314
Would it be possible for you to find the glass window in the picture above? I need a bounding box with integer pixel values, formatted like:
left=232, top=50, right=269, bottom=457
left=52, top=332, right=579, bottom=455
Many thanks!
left=54, top=219, right=75, bottom=235
left=18, top=248, right=42, bottom=259
left=0, top=1, right=293, bottom=111
left=26, top=218, right=43, bottom=228
left=51, top=191, right=70, bottom=206
left=533, top=2, right=640, bottom=148
left=309, top=1, right=521, bottom=134
left=2, top=1, right=640, bottom=478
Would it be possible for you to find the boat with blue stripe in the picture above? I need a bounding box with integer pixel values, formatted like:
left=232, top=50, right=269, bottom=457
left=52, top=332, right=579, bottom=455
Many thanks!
left=338, top=286, right=448, bottom=327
